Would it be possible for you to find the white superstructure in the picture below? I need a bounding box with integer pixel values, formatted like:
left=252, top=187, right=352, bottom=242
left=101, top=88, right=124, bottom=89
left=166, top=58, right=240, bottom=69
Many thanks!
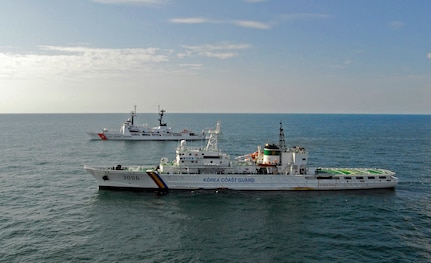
left=85, top=122, right=398, bottom=192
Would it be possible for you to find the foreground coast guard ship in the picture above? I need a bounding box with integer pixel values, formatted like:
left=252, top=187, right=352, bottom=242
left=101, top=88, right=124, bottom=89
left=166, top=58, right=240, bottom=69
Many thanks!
left=87, top=106, right=206, bottom=141
left=85, top=122, right=398, bottom=191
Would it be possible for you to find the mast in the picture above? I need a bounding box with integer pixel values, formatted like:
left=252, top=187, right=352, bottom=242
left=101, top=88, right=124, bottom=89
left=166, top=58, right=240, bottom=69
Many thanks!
left=158, top=105, right=167, bottom=126
left=279, top=121, right=286, bottom=151
left=205, top=121, right=221, bottom=151
left=131, top=105, right=137, bottom=125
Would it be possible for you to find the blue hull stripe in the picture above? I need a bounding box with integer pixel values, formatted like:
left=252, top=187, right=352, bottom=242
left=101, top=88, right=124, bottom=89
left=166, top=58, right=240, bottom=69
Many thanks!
left=146, top=171, right=169, bottom=189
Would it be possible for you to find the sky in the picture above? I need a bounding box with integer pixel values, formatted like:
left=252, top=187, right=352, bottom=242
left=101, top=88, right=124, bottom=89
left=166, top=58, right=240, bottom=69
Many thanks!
left=0, top=0, right=430, bottom=114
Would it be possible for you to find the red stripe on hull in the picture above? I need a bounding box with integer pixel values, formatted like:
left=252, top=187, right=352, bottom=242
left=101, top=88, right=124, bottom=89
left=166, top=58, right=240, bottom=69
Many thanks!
left=98, top=133, right=108, bottom=140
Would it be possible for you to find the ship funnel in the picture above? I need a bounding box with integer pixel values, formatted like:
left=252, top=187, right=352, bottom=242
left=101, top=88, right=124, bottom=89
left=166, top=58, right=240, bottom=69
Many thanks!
left=179, top=140, right=187, bottom=151
left=263, top=143, right=281, bottom=165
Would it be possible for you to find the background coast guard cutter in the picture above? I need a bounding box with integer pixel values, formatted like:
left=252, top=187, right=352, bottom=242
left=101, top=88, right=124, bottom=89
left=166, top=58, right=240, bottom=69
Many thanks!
left=87, top=106, right=206, bottom=141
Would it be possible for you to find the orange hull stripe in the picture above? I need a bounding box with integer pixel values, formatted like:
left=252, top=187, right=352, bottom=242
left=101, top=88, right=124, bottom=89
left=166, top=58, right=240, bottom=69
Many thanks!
left=147, top=171, right=168, bottom=189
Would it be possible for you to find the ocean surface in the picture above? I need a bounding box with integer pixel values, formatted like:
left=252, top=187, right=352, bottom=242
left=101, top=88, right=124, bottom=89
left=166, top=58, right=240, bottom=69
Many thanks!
left=1, top=113, right=430, bottom=262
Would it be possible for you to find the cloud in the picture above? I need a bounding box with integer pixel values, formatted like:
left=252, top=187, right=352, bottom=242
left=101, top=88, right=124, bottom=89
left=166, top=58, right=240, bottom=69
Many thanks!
left=179, top=43, right=251, bottom=60
left=231, top=20, right=272, bottom=29
left=169, top=17, right=216, bottom=24
left=243, top=0, right=267, bottom=3
left=42, top=45, right=169, bottom=62
left=389, top=20, right=404, bottom=30
left=170, top=17, right=272, bottom=29
left=91, top=0, right=165, bottom=5
left=281, top=13, right=330, bottom=21
left=427, top=53, right=431, bottom=59
left=0, top=43, right=249, bottom=80
left=179, top=64, right=203, bottom=70
left=0, top=46, right=172, bottom=79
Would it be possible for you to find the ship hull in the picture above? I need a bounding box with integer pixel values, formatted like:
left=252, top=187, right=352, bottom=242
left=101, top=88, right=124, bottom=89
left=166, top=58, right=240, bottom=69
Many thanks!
left=85, top=166, right=398, bottom=191
left=86, top=132, right=205, bottom=141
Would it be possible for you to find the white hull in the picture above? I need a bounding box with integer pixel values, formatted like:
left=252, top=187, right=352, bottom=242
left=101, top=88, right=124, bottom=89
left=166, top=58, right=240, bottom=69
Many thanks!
left=87, top=131, right=205, bottom=141
left=85, top=166, right=398, bottom=191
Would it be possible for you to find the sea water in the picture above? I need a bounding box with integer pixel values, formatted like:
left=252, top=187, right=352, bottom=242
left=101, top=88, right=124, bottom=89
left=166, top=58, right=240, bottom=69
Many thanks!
left=1, top=113, right=430, bottom=262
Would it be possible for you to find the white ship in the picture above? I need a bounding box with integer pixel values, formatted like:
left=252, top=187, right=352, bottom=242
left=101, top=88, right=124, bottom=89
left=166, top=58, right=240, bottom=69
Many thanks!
left=87, top=106, right=206, bottom=141
left=85, top=122, right=398, bottom=192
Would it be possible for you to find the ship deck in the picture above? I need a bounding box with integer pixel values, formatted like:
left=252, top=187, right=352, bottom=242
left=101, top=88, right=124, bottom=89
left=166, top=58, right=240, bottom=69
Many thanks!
left=317, top=168, right=392, bottom=176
